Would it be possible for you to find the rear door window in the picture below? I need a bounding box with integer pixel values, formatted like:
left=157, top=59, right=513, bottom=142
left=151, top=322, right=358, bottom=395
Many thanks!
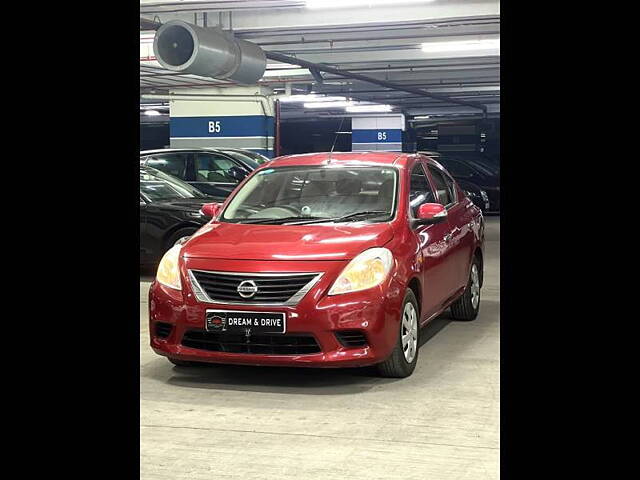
left=145, top=153, right=188, bottom=180
left=194, top=153, right=247, bottom=184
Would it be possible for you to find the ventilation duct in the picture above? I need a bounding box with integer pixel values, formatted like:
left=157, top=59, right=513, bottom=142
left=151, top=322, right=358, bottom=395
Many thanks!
left=153, top=20, right=266, bottom=84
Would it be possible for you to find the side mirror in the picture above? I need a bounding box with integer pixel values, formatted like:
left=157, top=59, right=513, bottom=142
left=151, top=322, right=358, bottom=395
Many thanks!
left=414, top=203, right=447, bottom=226
left=200, top=202, right=223, bottom=219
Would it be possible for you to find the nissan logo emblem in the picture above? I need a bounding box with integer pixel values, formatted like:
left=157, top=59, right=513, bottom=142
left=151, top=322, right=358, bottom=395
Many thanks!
left=237, top=280, right=259, bottom=298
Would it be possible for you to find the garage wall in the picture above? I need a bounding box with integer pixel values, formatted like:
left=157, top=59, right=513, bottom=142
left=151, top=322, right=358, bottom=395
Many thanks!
left=352, top=114, right=405, bottom=152
left=169, top=88, right=275, bottom=158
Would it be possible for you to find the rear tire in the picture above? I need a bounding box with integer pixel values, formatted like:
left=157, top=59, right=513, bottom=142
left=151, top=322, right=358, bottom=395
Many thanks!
left=450, top=256, right=481, bottom=321
left=377, top=289, right=420, bottom=378
left=168, top=358, right=208, bottom=367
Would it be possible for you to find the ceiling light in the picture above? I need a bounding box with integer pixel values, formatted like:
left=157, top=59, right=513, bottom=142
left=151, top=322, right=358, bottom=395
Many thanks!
left=413, top=115, right=431, bottom=119
left=304, top=101, right=353, bottom=109
left=421, top=39, right=500, bottom=53
left=346, top=104, right=393, bottom=113
left=280, top=95, right=347, bottom=103
left=143, top=110, right=162, bottom=116
left=266, top=63, right=301, bottom=70
left=263, top=68, right=311, bottom=77
left=307, top=0, right=433, bottom=9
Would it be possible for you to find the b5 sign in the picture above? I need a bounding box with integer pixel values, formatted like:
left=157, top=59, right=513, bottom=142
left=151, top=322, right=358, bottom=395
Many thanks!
left=208, top=121, right=222, bottom=133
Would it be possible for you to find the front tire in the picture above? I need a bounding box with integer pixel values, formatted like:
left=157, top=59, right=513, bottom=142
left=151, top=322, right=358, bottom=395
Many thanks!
left=450, top=257, right=482, bottom=321
left=377, top=289, right=420, bottom=378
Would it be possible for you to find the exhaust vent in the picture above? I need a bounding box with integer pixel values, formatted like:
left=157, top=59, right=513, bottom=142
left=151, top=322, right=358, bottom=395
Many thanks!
left=153, top=20, right=266, bottom=84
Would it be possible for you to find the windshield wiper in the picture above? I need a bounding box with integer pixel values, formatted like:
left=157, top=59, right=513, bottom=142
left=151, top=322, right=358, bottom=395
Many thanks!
left=285, top=210, right=390, bottom=225
left=232, top=211, right=389, bottom=225
left=331, top=210, right=390, bottom=223
left=235, top=216, right=326, bottom=225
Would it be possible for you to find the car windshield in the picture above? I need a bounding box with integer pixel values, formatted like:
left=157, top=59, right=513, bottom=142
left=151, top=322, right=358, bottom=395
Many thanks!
left=438, top=159, right=478, bottom=178
left=466, top=157, right=500, bottom=176
left=245, top=151, right=270, bottom=164
left=222, top=166, right=397, bottom=224
left=448, top=155, right=497, bottom=176
left=140, top=167, right=207, bottom=201
left=221, top=150, right=260, bottom=169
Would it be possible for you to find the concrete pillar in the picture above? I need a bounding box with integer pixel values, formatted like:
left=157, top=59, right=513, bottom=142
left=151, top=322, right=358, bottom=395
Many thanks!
left=169, top=86, right=275, bottom=158
left=352, top=114, right=405, bottom=152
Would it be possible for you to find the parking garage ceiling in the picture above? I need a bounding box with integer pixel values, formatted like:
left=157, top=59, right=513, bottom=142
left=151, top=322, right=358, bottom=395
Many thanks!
left=140, top=0, right=500, bottom=121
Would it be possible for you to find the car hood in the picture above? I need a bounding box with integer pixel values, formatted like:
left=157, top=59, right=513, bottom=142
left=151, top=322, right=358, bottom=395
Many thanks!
left=154, top=197, right=217, bottom=212
left=183, top=222, right=394, bottom=261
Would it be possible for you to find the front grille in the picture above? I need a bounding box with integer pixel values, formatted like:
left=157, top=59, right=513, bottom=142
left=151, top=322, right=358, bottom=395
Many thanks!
left=155, top=322, right=173, bottom=339
left=182, top=330, right=321, bottom=355
left=335, top=330, right=368, bottom=348
left=189, top=270, right=320, bottom=305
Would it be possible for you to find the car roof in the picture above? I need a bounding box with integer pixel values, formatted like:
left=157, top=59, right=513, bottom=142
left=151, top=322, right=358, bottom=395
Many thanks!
left=140, top=147, right=226, bottom=155
left=267, top=151, right=418, bottom=169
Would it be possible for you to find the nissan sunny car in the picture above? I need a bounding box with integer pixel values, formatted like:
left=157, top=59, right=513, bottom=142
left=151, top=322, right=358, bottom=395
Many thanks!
left=148, top=152, right=484, bottom=377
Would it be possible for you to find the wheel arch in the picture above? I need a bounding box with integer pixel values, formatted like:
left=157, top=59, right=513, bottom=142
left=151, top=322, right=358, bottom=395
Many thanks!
left=407, top=276, right=422, bottom=317
left=162, top=222, right=202, bottom=250
left=473, top=247, right=484, bottom=287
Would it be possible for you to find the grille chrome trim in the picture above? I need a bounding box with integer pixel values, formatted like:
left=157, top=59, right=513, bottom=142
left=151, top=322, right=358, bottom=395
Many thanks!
left=188, top=270, right=323, bottom=306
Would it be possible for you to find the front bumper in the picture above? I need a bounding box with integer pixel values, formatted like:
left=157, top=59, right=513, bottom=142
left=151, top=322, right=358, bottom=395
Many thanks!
left=149, top=259, right=405, bottom=368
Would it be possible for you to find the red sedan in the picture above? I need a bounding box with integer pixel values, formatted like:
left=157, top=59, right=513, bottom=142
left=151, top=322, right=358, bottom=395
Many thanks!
left=148, top=152, right=484, bottom=377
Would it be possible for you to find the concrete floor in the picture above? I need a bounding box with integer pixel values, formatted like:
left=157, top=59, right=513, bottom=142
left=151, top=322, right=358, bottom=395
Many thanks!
left=140, top=216, right=500, bottom=480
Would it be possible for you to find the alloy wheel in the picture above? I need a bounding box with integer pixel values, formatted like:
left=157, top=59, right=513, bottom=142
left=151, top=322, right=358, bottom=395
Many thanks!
left=401, top=302, right=418, bottom=363
left=470, top=263, right=480, bottom=310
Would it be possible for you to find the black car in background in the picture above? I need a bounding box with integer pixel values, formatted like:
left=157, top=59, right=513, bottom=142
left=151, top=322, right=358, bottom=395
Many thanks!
left=456, top=178, right=491, bottom=212
left=140, top=166, right=217, bottom=264
left=420, top=151, right=500, bottom=212
left=140, top=148, right=258, bottom=198
left=219, top=148, right=271, bottom=165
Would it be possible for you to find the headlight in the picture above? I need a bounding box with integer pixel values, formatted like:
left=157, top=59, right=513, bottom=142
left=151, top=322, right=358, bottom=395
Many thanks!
left=480, top=190, right=489, bottom=202
left=156, top=244, right=182, bottom=290
left=328, top=248, right=393, bottom=295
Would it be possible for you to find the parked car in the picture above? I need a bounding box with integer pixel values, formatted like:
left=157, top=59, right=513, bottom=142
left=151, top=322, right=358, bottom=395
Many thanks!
left=140, top=148, right=258, bottom=198
left=420, top=152, right=500, bottom=212
left=456, top=178, right=490, bottom=212
left=469, top=153, right=500, bottom=176
left=148, top=152, right=484, bottom=378
left=420, top=150, right=499, bottom=176
left=140, top=166, right=218, bottom=264
left=219, top=148, right=271, bottom=165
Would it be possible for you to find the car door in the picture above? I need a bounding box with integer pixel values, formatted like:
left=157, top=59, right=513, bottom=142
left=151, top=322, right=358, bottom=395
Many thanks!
left=144, top=152, right=190, bottom=182
left=190, top=151, right=250, bottom=197
left=427, top=164, right=473, bottom=296
left=407, top=160, right=455, bottom=321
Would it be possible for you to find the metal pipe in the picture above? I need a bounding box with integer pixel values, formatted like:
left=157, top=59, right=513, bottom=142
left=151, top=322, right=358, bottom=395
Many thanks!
left=264, top=51, right=486, bottom=113
left=153, top=20, right=266, bottom=84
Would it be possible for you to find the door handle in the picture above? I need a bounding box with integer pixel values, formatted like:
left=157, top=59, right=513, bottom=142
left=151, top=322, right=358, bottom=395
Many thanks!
left=444, top=233, right=452, bottom=243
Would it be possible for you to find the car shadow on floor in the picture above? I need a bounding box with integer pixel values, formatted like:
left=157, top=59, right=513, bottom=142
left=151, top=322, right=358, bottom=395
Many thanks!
left=140, top=265, right=156, bottom=283
left=141, top=301, right=501, bottom=396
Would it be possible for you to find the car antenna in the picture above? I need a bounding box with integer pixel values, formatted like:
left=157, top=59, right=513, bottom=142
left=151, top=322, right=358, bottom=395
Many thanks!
left=329, top=116, right=346, bottom=160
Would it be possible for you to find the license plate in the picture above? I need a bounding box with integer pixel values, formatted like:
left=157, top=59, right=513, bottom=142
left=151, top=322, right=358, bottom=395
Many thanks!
left=205, top=310, right=286, bottom=334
